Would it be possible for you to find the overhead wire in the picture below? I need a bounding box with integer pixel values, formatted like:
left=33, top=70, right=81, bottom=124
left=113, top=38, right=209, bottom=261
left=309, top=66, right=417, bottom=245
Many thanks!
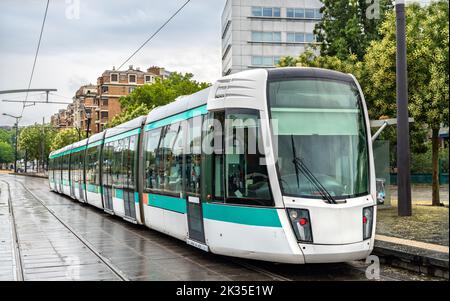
left=117, top=0, right=191, bottom=70
left=20, top=0, right=50, bottom=120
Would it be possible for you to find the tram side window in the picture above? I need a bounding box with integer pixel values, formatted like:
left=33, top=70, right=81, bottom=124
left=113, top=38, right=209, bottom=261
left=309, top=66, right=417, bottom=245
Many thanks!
left=161, top=122, right=181, bottom=195
left=224, top=110, right=272, bottom=206
left=121, top=136, right=131, bottom=190
left=186, top=116, right=202, bottom=195
left=128, top=135, right=137, bottom=190
left=112, top=140, right=123, bottom=188
left=169, top=122, right=184, bottom=194
left=213, top=109, right=273, bottom=206
left=102, top=142, right=113, bottom=187
left=144, top=128, right=162, bottom=191
left=209, top=111, right=225, bottom=201
left=86, top=146, right=99, bottom=189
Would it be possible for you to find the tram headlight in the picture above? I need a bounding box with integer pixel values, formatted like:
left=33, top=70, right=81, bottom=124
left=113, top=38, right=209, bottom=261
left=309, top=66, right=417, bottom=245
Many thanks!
left=287, top=209, right=313, bottom=243
left=363, top=206, right=374, bottom=240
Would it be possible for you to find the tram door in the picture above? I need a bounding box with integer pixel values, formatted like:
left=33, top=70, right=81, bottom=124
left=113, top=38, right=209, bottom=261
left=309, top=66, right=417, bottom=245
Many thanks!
left=122, top=135, right=137, bottom=221
left=102, top=142, right=114, bottom=212
left=186, top=116, right=206, bottom=245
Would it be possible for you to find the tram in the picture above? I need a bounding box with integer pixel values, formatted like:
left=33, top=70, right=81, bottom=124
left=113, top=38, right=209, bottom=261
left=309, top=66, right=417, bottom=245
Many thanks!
left=48, top=68, right=376, bottom=264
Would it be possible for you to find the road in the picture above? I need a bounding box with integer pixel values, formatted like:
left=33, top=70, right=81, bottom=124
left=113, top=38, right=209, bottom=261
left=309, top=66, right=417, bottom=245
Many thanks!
left=0, top=174, right=442, bottom=281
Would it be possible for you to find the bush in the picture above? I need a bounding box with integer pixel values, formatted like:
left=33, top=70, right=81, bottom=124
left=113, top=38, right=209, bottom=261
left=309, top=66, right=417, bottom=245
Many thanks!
left=410, top=143, right=449, bottom=174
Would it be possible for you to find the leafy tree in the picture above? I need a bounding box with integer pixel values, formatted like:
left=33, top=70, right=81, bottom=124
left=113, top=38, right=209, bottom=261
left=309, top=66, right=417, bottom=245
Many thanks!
left=315, top=0, right=393, bottom=60
left=0, top=141, right=14, bottom=164
left=18, top=124, right=57, bottom=170
left=51, top=128, right=84, bottom=151
left=107, top=72, right=211, bottom=128
left=364, top=1, right=449, bottom=205
left=0, top=128, right=13, bottom=144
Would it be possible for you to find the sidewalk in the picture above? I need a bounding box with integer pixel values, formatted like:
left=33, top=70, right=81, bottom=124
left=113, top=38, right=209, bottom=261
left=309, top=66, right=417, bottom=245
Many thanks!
left=375, top=194, right=449, bottom=279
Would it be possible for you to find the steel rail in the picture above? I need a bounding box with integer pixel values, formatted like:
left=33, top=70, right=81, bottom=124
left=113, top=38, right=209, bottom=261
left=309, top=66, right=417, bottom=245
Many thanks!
left=0, top=180, right=24, bottom=281
left=14, top=180, right=130, bottom=281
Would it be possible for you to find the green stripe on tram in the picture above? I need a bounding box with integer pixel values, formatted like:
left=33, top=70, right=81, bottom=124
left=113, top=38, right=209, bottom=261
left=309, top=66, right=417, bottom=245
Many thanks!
left=87, top=140, right=103, bottom=149
left=145, top=192, right=282, bottom=228
left=146, top=193, right=186, bottom=214
left=144, top=105, right=207, bottom=131
left=105, top=128, right=141, bottom=144
left=202, top=203, right=282, bottom=228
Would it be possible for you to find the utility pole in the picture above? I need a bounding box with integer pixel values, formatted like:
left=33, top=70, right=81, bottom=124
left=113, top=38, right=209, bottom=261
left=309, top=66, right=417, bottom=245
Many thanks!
left=41, top=117, right=45, bottom=173
left=395, top=0, right=412, bottom=216
left=2, top=113, right=21, bottom=173
left=85, top=109, right=92, bottom=138
left=14, top=122, right=18, bottom=173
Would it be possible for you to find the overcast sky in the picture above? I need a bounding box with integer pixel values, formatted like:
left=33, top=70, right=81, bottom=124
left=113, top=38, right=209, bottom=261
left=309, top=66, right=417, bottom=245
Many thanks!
left=0, top=0, right=226, bottom=126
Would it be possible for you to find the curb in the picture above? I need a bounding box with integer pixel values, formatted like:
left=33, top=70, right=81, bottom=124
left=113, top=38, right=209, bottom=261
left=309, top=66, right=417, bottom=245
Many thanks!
left=373, top=240, right=449, bottom=279
left=11, top=173, right=47, bottom=179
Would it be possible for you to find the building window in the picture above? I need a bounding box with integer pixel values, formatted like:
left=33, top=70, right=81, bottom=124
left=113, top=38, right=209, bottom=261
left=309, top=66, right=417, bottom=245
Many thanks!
left=251, top=7, right=280, bottom=17
left=287, top=32, right=306, bottom=43
left=287, top=7, right=322, bottom=19
left=251, top=31, right=281, bottom=43
left=287, top=8, right=304, bottom=18
left=145, top=75, right=153, bottom=83
left=102, top=99, right=108, bottom=106
left=101, top=86, right=108, bottom=93
left=101, top=112, right=108, bottom=119
left=251, top=56, right=280, bottom=67
left=305, top=8, right=315, bottom=19
left=110, top=73, right=118, bottom=82
left=129, top=86, right=136, bottom=94
left=128, top=74, right=136, bottom=83
left=315, top=9, right=323, bottom=19
left=305, top=33, right=316, bottom=43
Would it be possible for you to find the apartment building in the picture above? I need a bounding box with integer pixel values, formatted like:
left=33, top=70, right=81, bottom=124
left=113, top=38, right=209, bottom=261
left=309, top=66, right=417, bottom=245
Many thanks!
left=222, top=0, right=323, bottom=75
left=94, top=65, right=167, bottom=133
left=73, top=84, right=98, bottom=137
left=51, top=65, right=168, bottom=135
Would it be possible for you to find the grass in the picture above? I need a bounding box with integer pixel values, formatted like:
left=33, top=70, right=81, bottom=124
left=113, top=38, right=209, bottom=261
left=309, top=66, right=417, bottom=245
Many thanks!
left=377, top=200, right=449, bottom=246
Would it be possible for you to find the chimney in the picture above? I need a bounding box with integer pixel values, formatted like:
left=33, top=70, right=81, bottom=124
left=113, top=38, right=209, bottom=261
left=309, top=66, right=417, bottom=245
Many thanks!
left=112, top=66, right=115, bottom=71
left=148, top=66, right=164, bottom=76
left=129, top=65, right=133, bottom=70
left=136, top=67, right=140, bottom=71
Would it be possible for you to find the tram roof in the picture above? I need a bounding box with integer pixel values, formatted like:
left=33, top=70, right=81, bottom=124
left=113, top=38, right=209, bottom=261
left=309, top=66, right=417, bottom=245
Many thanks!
left=266, top=67, right=354, bottom=83
left=71, top=138, right=88, bottom=149
left=145, top=87, right=211, bottom=125
left=87, top=131, right=105, bottom=145
left=104, top=115, right=147, bottom=139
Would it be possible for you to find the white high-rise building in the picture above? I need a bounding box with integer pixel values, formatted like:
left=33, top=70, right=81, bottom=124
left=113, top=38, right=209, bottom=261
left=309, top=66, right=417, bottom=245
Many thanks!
left=221, top=0, right=323, bottom=75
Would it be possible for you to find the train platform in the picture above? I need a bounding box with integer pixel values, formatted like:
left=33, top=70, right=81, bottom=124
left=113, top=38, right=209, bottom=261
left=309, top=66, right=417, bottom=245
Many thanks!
left=0, top=174, right=445, bottom=281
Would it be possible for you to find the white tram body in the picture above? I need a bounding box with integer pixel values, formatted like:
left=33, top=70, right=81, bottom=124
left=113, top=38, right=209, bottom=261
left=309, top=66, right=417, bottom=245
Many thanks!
left=48, top=68, right=376, bottom=264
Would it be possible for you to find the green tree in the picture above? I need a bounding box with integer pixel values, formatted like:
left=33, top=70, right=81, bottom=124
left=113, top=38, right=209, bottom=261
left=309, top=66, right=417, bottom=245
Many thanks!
left=0, top=128, right=13, bottom=144
left=364, top=1, right=449, bottom=205
left=0, top=141, right=14, bottom=164
left=51, top=128, right=84, bottom=151
left=107, top=72, right=211, bottom=128
left=315, top=0, right=393, bottom=60
left=18, top=124, right=57, bottom=171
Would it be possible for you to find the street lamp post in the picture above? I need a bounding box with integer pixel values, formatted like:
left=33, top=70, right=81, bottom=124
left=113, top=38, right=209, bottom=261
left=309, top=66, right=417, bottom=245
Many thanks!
left=395, top=0, right=412, bottom=216
left=85, top=109, right=92, bottom=138
left=2, top=113, right=22, bottom=173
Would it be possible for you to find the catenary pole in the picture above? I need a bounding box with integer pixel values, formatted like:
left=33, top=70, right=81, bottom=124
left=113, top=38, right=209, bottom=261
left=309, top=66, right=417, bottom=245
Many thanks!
left=395, top=0, right=412, bottom=216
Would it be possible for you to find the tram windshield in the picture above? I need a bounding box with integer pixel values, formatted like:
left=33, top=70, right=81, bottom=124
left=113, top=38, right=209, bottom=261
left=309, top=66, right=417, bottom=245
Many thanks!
left=268, top=78, right=369, bottom=199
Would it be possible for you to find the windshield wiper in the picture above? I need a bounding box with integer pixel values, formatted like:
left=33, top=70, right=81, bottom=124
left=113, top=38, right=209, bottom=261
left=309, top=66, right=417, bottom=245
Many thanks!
left=290, top=135, right=337, bottom=204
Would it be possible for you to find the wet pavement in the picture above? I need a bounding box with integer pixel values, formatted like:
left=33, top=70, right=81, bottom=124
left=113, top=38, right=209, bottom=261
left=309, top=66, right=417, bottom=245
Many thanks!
left=0, top=174, right=444, bottom=281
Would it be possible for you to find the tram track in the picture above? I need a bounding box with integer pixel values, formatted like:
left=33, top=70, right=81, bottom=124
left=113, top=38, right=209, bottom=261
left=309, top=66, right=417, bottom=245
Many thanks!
left=3, top=179, right=130, bottom=281
left=4, top=175, right=435, bottom=282
left=1, top=180, right=24, bottom=281
left=229, top=258, right=294, bottom=281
